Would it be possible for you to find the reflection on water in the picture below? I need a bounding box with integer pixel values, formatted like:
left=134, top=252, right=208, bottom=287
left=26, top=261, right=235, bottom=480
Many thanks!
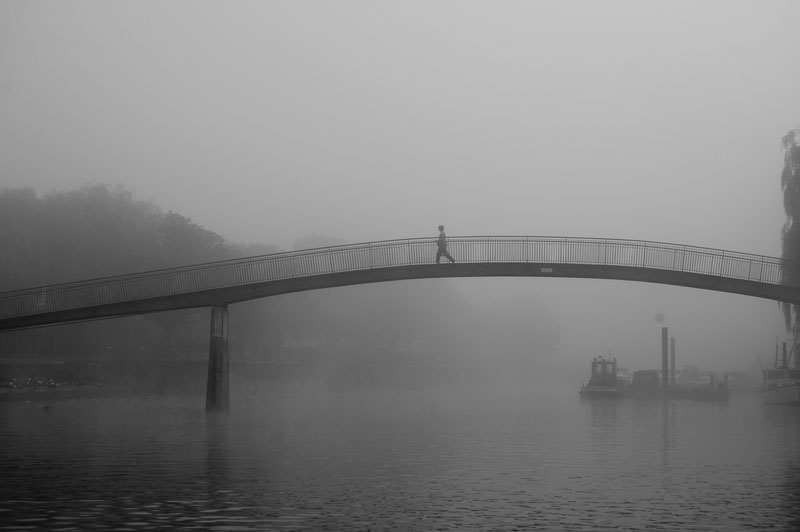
left=1, top=387, right=800, bottom=530
left=205, top=414, right=230, bottom=506
left=782, top=464, right=800, bottom=532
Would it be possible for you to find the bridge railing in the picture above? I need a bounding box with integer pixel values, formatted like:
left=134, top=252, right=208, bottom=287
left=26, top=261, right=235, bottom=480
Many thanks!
left=0, top=236, right=794, bottom=319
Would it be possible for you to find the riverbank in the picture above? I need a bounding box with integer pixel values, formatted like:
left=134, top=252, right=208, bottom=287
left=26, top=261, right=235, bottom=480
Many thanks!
left=0, top=383, right=144, bottom=402
left=0, top=350, right=574, bottom=400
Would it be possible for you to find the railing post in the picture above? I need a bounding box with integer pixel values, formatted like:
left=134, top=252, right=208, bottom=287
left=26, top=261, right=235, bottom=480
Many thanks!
left=206, top=305, right=230, bottom=413
left=524, top=237, right=529, bottom=263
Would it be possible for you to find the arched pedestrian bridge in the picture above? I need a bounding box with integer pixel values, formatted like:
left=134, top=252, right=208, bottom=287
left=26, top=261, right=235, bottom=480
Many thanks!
left=2, top=236, right=799, bottom=410
left=2, top=235, right=798, bottom=331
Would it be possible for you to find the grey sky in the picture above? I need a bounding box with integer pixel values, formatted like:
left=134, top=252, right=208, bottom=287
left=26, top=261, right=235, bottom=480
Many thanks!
left=2, top=1, right=799, bottom=370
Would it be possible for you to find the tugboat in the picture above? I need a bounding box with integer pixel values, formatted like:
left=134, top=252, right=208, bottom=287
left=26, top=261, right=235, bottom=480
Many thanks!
left=579, top=355, right=628, bottom=398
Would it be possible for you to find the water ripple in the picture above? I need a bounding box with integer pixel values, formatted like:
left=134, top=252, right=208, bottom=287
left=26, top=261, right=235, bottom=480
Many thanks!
left=1, top=391, right=799, bottom=530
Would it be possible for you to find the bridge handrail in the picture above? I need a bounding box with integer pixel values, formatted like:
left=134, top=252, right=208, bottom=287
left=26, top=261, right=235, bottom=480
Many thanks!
left=0, top=236, right=796, bottom=319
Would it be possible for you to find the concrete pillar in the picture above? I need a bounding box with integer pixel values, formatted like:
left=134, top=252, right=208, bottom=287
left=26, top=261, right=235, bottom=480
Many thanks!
left=661, top=327, right=669, bottom=390
left=206, top=305, right=230, bottom=412
left=670, top=337, right=676, bottom=386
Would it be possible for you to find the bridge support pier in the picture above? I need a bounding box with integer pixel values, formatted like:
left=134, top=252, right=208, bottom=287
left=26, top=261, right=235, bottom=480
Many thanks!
left=206, top=305, right=229, bottom=413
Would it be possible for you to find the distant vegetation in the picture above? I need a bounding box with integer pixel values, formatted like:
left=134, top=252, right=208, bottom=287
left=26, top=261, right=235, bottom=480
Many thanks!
left=0, top=184, right=560, bottom=390
left=0, top=184, right=270, bottom=290
left=0, top=184, right=278, bottom=365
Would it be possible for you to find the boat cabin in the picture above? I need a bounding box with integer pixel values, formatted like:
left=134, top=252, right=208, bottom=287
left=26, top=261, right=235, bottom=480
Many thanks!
left=587, top=356, right=618, bottom=387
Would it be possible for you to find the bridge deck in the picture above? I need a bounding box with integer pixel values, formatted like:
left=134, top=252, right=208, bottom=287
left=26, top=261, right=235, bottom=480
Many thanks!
left=1, top=236, right=799, bottom=330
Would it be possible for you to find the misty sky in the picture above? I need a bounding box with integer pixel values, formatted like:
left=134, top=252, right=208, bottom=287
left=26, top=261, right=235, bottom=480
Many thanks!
left=2, top=1, right=800, bottom=371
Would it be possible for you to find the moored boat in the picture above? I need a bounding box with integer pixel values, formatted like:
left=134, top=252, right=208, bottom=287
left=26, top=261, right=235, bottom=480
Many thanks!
left=762, top=341, right=800, bottom=405
left=627, top=368, right=730, bottom=401
left=628, top=369, right=661, bottom=398
left=579, top=356, right=628, bottom=398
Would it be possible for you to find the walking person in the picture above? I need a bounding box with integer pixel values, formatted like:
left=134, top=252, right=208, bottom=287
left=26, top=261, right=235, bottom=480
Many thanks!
left=436, top=225, right=455, bottom=264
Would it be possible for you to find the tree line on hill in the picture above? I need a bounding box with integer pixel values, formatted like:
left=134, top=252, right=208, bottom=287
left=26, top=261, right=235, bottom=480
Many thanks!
left=0, top=184, right=278, bottom=361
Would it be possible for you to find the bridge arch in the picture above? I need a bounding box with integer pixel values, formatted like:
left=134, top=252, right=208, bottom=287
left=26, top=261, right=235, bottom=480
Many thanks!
left=1, top=235, right=799, bottom=331
left=3, top=235, right=799, bottom=411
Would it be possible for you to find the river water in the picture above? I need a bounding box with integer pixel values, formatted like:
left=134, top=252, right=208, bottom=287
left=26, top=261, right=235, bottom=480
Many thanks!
left=1, top=383, right=799, bottom=531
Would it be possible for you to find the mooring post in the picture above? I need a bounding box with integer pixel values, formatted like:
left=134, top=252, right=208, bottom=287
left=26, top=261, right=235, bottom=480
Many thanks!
left=670, top=337, right=676, bottom=386
left=206, top=305, right=230, bottom=412
left=661, top=327, right=669, bottom=391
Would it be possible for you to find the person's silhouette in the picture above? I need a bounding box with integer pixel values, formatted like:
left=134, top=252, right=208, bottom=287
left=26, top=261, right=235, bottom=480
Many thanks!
left=436, top=225, right=455, bottom=264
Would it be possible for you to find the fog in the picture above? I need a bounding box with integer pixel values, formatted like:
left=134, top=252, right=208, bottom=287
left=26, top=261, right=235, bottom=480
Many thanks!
left=2, top=1, right=799, bottom=378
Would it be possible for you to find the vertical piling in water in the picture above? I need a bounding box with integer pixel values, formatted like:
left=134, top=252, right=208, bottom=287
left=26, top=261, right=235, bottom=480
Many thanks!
left=670, top=337, right=676, bottom=386
left=206, top=305, right=230, bottom=413
left=662, top=327, right=669, bottom=391
left=795, top=343, right=800, bottom=370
